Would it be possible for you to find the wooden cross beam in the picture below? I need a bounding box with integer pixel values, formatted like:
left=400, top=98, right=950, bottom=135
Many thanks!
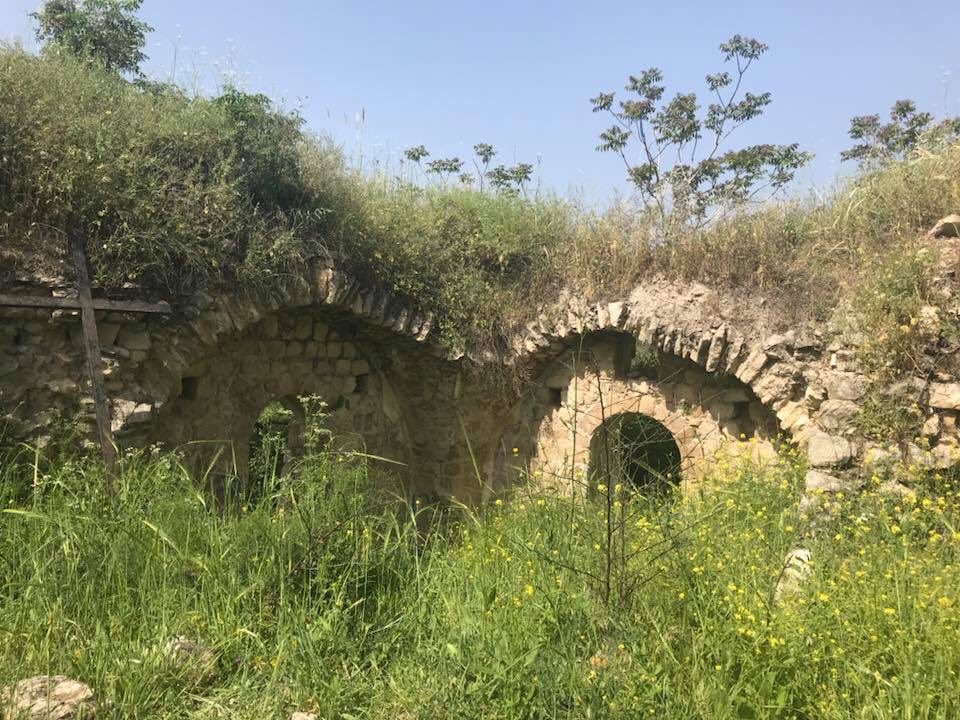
left=0, top=238, right=172, bottom=492
left=0, top=295, right=171, bottom=314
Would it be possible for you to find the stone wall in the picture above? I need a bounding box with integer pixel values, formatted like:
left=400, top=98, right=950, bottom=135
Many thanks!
left=491, top=335, right=780, bottom=494
left=3, top=263, right=960, bottom=506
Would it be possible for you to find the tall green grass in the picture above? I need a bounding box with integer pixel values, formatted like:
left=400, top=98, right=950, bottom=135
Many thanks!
left=2, top=444, right=959, bottom=719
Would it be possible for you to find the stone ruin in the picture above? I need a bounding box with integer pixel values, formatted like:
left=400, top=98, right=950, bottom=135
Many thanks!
left=3, top=249, right=960, bottom=509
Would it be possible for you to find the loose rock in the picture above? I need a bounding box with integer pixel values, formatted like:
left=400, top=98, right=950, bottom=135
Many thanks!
left=159, top=636, right=218, bottom=684
left=0, top=676, right=96, bottom=720
left=928, top=213, right=960, bottom=239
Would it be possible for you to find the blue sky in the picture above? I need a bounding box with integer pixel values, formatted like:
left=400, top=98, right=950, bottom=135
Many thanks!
left=2, top=0, right=958, bottom=202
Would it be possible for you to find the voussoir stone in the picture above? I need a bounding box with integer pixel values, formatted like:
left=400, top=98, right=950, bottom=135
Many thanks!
left=1, top=675, right=96, bottom=720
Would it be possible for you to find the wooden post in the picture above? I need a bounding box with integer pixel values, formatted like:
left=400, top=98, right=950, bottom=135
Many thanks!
left=69, top=234, right=118, bottom=490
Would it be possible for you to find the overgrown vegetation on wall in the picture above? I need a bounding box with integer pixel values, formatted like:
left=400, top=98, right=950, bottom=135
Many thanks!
left=1, top=45, right=959, bottom=353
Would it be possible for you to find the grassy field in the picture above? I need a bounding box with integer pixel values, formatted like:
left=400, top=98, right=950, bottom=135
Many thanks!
left=2, top=445, right=959, bottom=719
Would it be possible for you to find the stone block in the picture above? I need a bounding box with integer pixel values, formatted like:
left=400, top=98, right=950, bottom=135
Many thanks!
left=286, top=341, right=303, bottom=358
left=922, top=414, right=941, bottom=438
left=335, top=359, right=352, bottom=376
left=735, top=347, right=768, bottom=385
left=863, top=442, right=902, bottom=467
left=804, top=384, right=827, bottom=410
left=943, top=412, right=958, bottom=434
left=907, top=442, right=960, bottom=470
left=46, top=378, right=78, bottom=394
left=117, top=325, right=151, bottom=351
left=816, top=399, right=860, bottom=433
left=288, top=360, right=312, bottom=378
left=0, top=353, right=18, bottom=376
left=807, top=430, right=856, bottom=468
left=775, top=400, right=808, bottom=431
left=929, top=382, right=960, bottom=410
left=637, top=394, right=658, bottom=416
left=824, top=371, right=866, bottom=402
left=342, top=342, right=357, bottom=359
left=0, top=675, right=96, bottom=720
left=327, top=342, right=343, bottom=358
left=268, top=340, right=286, bottom=359
left=607, top=302, right=626, bottom=327
left=262, top=316, right=279, bottom=338
left=352, top=359, right=371, bottom=375
left=704, top=326, right=727, bottom=372
left=752, top=368, right=797, bottom=405
left=294, top=316, right=313, bottom=340
left=97, top=322, right=121, bottom=347
left=805, top=469, right=849, bottom=493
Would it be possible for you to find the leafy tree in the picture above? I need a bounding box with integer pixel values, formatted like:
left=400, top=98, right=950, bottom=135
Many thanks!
left=32, top=0, right=152, bottom=76
left=841, top=99, right=960, bottom=165
left=473, top=142, right=497, bottom=190
left=403, top=144, right=429, bottom=167
left=402, top=143, right=535, bottom=194
left=486, top=163, right=533, bottom=196
left=425, top=157, right=464, bottom=180
left=591, top=35, right=810, bottom=229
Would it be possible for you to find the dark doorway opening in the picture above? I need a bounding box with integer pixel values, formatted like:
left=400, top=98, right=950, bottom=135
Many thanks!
left=588, top=413, right=681, bottom=495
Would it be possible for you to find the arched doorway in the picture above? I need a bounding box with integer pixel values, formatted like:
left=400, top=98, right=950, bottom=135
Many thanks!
left=248, top=396, right=308, bottom=489
left=588, top=413, right=682, bottom=495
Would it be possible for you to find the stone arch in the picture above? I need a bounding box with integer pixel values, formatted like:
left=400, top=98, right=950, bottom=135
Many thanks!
left=492, top=329, right=781, bottom=495
left=9, top=261, right=960, bottom=509
left=148, top=305, right=418, bottom=487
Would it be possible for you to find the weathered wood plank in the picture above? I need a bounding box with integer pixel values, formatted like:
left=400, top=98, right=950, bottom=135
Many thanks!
left=70, top=235, right=117, bottom=490
left=0, top=294, right=171, bottom=314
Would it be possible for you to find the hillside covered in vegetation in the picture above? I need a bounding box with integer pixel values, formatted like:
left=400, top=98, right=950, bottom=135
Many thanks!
left=2, top=46, right=959, bottom=354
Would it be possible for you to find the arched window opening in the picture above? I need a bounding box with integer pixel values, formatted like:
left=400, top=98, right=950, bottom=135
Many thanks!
left=588, top=413, right=681, bottom=495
